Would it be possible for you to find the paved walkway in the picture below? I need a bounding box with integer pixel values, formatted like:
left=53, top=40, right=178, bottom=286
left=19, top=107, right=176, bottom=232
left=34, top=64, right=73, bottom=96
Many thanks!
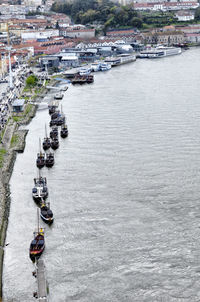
left=2, top=119, right=16, bottom=149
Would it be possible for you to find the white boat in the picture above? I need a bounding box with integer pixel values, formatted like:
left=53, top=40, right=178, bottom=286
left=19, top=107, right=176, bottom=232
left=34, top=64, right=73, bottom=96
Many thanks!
left=104, top=57, right=121, bottom=67
left=60, top=85, right=68, bottom=91
left=156, top=46, right=182, bottom=57
left=90, top=62, right=101, bottom=72
left=54, top=92, right=63, bottom=100
left=117, top=53, right=136, bottom=64
left=139, top=50, right=164, bottom=58
left=79, top=67, right=91, bottom=76
left=105, top=54, right=136, bottom=66
left=139, top=46, right=181, bottom=59
left=99, top=62, right=111, bottom=71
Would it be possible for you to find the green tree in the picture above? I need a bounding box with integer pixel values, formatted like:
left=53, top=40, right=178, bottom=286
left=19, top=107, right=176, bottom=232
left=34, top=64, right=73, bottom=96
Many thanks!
left=26, top=75, right=38, bottom=87
left=131, top=17, right=143, bottom=28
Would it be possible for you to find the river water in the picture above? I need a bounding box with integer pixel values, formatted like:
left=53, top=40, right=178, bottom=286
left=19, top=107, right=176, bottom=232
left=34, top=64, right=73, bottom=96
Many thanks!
left=3, top=48, right=200, bottom=301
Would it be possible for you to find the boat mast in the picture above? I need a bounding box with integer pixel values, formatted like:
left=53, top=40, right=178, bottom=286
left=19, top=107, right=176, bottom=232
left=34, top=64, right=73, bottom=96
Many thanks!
left=38, top=168, right=41, bottom=179
left=39, top=138, right=42, bottom=155
left=45, top=124, right=47, bottom=138
left=37, top=208, right=39, bottom=234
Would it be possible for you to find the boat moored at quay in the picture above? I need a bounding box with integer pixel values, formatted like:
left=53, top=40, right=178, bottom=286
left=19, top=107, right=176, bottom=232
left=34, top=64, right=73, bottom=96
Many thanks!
left=60, top=124, right=68, bottom=138
left=105, top=53, right=136, bottom=66
left=139, top=46, right=182, bottom=59
left=90, top=61, right=111, bottom=72
left=50, top=138, right=59, bottom=150
left=32, top=174, right=48, bottom=202
left=71, top=74, right=94, bottom=85
left=45, top=152, right=54, bottom=168
left=40, top=200, right=54, bottom=224
left=36, top=152, right=45, bottom=169
left=36, top=139, right=45, bottom=168
left=90, top=62, right=101, bottom=72
left=42, top=137, right=51, bottom=151
left=54, top=92, right=63, bottom=100
left=79, top=67, right=91, bottom=76
left=99, top=62, right=111, bottom=71
left=30, top=228, right=45, bottom=262
left=50, top=127, right=58, bottom=139
left=42, top=125, right=51, bottom=151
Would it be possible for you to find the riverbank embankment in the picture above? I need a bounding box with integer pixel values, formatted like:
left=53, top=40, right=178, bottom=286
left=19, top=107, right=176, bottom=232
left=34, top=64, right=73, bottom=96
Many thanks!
left=0, top=104, right=37, bottom=297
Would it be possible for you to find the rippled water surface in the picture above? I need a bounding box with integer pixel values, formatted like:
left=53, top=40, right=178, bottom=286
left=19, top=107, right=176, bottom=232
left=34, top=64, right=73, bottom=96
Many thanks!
left=3, top=48, right=200, bottom=301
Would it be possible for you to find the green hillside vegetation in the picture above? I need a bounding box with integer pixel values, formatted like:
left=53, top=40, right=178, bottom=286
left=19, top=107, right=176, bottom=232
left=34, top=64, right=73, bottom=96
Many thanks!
left=51, top=0, right=199, bottom=31
left=51, top=0, right=143, bottom=30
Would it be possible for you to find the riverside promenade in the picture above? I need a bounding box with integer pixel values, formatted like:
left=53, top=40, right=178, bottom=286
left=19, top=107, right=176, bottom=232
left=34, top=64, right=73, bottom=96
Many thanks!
left=0, top=104, right=37, bottom=297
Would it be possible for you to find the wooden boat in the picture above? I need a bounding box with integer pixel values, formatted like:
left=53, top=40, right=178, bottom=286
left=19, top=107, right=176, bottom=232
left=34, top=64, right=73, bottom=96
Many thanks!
left=50, top=127, right=58, bottom=139
left=60, top=124, right=68, bottom=138
left=42, top=125, right=51, bottom=151
left=49, top=105, right=56, bottom=115
left=51, top=110, right=60, bottom=121
left=49, top=119, right=57, bottom=127
left=29, top=210, right=45, bottom=262
left=36, top=139, right=45, bottom=168
left=43, top=138, right=51, bottom=151
left=50, top=138, right=59, bottom=150
left=72, top=74, right=94, bottom=85
left=56, top=104, right=65, bottom=126
left=45, top=152, right=54, bottom=168
left=50, top=116, right=65, bottom=127
left=56, top=115, right=65, bottom=126
left=36, top=153, right=45, bottom=169
left=40, top=200, right=54, bottom=224
left=32, top=171, right=48, bottom=202
left=87, top=75, right=94, bottom=83
left=48, top=101, right=59, bottom=115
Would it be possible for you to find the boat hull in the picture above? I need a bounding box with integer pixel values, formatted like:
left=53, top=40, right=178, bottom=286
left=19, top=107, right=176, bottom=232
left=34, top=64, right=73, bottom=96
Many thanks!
left=40, top=214, right=54, bottom=224
left=36, top=162, right=45, bottom=169
left=45, top=161, right=54, bottom=168
left=61, top=133, right=68, bottom=138
left=32, top=193, right=48, bottom=203
left=50, top=141, right=59, bottom=150
left=30, top=246, right=45, bottom=262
